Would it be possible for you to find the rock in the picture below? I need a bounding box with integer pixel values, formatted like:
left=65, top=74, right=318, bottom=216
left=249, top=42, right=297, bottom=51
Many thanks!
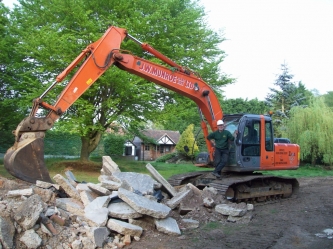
left=53, top=174, right=81, bottom=201
left=107, top=218, right=143, bottom=237
left=111, top=172, right=158, bottom=195
left=102, top=156, right=121, bottom=175
left=118, top=188, right=171, bottom=219
left=13, top=194, right=46, bottom=230
left=146, top=163, right=177, bottom=197
left=155, top=217, right=181, bottom=235
left=166, top=189, right=191, bottom=209
left=19, top=229, right=42, bottom=248
left=56, top=198, right=84, bottom=216
left=6, top=188, right=33, bottom=198
left=0, top=216, right=15, bottom=249
left=215, top=202, right=247, bottom=217
left=107, top=201, right=143, bottom=219
left=87, top=183, right=111, bottom=196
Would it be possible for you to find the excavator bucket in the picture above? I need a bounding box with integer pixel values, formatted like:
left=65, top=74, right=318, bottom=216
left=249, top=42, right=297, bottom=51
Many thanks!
left=4, top=134, right=52, bottom=183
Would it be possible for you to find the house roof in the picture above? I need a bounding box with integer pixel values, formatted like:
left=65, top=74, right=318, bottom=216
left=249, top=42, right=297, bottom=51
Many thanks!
left=140, top=129, right=181, bottom=144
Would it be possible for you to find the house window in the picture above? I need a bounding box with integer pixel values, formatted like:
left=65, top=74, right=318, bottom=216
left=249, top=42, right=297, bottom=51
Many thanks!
left=165, top=146, right=170, bottom=152
left=159, top=145, right=164, bottom=153
left=145, top=145, right=150, bottom=151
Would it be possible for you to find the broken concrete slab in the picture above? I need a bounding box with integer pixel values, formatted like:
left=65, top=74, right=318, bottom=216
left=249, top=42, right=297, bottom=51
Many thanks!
left=84, top=196, right=111, bottom=227
left=166, top=189, right=191, bottom=209
left=107, top=218, right=143, bottom=237
left=19, top=229, right=42, bottom=248
left=56, top=198, right=84, bottom=217
left=155, top=217, right=181, bottom=235
left=0, top=216, right=15, bottom=249
left=111, top=172, right=159, bottom=195
left=87, top=183, right=111, bottom=196
left=102, top=156, right=121, bottom=175
left=129, top=215, right=156, bottom=231
left=86, top=227, right=110, bottom=248
left=65, top=170, right=78, bottom=187
left=100, top=179, right=121, bottom=191
left=215, top=202, right=247, bottom=217
left=227, top=212, right=253, bottom=223
left=53, top=174, right=81, bottom=201
left=146, top=163, right=177, bottom=197
left=107, top=201, right=143, bottom=219
left=6, top=188, right=34, bottom=198
left=13, top=194, right=46, bottom=231
left=118, top=188, right=171, bottom=219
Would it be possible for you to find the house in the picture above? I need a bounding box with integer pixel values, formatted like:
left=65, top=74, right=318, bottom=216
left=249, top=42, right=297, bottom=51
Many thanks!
left=132, top=129, right=180, bottom=161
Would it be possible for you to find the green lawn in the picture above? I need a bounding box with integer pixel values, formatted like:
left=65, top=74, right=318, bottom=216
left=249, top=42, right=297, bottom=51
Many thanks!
left=0, top=157, right=332, bottom=184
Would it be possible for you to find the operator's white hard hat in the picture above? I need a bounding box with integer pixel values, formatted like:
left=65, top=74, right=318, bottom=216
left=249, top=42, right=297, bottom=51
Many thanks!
left=217, top=120, right=224, bottom=125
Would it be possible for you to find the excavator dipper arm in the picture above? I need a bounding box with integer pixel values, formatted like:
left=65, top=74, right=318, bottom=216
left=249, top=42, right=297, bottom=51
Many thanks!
left=4, top=26, right=222, bottom=183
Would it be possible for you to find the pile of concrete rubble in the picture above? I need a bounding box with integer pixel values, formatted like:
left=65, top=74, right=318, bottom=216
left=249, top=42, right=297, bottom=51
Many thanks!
left=0, top=156, right=254, bottom=249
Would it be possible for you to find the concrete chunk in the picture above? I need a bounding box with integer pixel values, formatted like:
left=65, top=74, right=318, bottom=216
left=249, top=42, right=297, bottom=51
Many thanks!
left=13, top=194, right=46, bottom=230
left=88, top=183, right=111, bottom=196
left=118, top=188, right=171, bottom=219
left=215, top=202, right=247, bottom=217
left=19, top=229, right=42, bottom=248
left=0, top=216, right=15, bottom=249
left=84, top=196, right=111, bottom=227
left=86, top=227, right=110, bottom=248
left=102, top=156, right=121, bottom=175
left=111, top=172, right=158, bottom=195
left=6, top=188, right=34, bottom=197
left=107, top=201, right=142, bottom=219
left=107, top=218, right=142, bottom=237
left=56, top=198, right=84, bottom=217
left=166, top=189, right=191, bottom=209
left=155, top=217, right=181, bottom=235
left=146, top=163, right=177, bottom=197
left=53, top=174, right=81, bottom=201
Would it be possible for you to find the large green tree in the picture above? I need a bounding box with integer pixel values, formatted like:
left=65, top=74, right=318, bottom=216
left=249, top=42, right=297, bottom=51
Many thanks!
left=0, top=3, right=26, bottom=152
left=282, top=97, right=333, bottom=165
left=7, top=0, right=229, bottom=160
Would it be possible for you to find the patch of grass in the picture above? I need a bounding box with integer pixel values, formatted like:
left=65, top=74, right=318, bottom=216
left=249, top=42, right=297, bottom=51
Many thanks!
left=261, top=165, right=333, bottom=178
left=202, top=221, right=223, bottom=231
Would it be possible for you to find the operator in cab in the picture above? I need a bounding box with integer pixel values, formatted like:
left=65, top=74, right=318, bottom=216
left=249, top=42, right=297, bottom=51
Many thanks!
left=207, top=119, right=237, bottom=179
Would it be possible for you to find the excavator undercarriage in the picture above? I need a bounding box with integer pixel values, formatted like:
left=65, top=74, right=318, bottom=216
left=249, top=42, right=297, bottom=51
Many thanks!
left=168, top=171, right=299, bottom=203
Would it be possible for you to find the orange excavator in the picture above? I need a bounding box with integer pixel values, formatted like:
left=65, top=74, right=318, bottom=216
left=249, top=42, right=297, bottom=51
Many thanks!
left=4, top=26, right=300, bottom=202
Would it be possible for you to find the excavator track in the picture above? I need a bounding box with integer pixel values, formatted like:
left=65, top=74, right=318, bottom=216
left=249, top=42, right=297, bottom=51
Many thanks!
left=168, top=171, right=299, bottom=203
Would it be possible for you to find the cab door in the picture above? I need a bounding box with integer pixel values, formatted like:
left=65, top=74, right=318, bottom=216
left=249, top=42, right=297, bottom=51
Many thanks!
left=259, top=116, right=275, bottom=168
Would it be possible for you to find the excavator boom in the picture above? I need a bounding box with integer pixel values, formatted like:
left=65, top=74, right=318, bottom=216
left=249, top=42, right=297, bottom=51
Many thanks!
left=4, top=26, right=222, bottom=183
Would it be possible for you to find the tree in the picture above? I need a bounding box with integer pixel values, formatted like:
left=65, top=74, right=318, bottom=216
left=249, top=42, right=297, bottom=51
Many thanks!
left=176, top=124, right=199, bottom=158
left=8, top=0, right=229, bottom=161
left=323, top=91, right=333, bottom=111
left=0, top=3, right=26, bottom=152
left=265, top=63, right=308, bottom=136
left=282, top=97, right=333, bottom=165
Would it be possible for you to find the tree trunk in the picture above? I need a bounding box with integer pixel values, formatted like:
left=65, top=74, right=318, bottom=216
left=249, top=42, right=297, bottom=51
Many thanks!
left=80, top=131, right=103, bottom=161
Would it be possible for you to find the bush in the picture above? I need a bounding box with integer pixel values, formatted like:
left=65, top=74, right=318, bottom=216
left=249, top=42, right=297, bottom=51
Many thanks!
left=155, top=152, right=178, bottom=162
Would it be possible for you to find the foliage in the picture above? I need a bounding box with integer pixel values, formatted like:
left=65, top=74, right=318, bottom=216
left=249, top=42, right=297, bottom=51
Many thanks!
left=155, top=152, right=178, bottom=162
left=282, top=97, right=333, bottom=165
left=103, top=133, right=127, bottom=156
left=222, top=98, right=267, bottom=115
left=5, top=0, right=230, bottom=161
left=176, top=124, right=199, bottom=157
left=265, top=63, right=310, bottom=136
left=44, top=131, right=81, bottom=156
left=323, top=91, right=333, bottom=111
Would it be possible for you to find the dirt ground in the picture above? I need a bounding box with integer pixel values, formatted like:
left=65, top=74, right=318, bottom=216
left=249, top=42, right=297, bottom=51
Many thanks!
left=131, top=176, right=333, bottom=249
left=1, top=172, right=332, bottom=249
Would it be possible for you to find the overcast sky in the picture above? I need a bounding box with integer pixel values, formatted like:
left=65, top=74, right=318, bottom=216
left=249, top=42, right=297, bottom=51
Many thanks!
left=200, top=0, right=333, bottom=100
left=3, top=0, right=333, bottom=100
